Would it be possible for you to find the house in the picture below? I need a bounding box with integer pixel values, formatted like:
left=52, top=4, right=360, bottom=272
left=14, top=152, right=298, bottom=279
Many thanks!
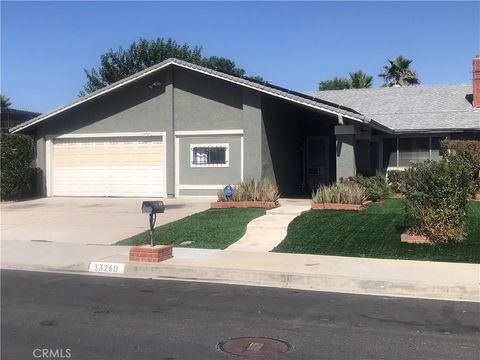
left=11, top=57, right=480, bottom=198
left=1, top=108, right=41, bottom=132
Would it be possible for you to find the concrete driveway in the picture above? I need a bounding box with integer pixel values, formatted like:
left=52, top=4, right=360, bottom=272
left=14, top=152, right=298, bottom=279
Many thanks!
left=1, top=197, right=213, bottom=245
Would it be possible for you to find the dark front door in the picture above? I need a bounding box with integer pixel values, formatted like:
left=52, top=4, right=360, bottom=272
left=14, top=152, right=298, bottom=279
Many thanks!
left=306, top=136, right=329, bottom=190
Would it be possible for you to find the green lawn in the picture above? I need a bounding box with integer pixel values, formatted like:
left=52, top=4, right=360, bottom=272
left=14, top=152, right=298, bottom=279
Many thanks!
left=116, top=208, right=266, bottom=249
left=273, top=198, right=480, bottom=263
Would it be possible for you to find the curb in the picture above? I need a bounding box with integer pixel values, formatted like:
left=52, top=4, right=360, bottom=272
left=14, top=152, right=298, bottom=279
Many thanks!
left=123, top=262, right=479, bottom=302
left=2, top=260, right=478, bottom=303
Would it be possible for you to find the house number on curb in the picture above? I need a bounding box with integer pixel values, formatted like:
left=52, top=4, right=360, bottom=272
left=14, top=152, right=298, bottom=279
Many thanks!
left=89, top=262, right=125, bottom=274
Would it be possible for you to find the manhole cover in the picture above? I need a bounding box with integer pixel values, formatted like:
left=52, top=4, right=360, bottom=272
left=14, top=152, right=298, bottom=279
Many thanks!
left=217, top=337, right=291, bottom=357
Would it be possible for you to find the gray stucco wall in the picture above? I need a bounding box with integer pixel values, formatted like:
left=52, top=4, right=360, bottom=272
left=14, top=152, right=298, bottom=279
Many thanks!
left=32, top=69, right=175, bottom=197
left=173, top=68, right=262, bottom=182
left=178, top=135, right=242, bottom=185
left=29, top=65, right=264, bottom=197
left=335, top=134, right=356, bottom=181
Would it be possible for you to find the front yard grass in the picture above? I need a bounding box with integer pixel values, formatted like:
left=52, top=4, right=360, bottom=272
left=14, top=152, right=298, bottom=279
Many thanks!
left=116, top=208, right=266, bottom=249
left=273, top=198, right=480, bottom=263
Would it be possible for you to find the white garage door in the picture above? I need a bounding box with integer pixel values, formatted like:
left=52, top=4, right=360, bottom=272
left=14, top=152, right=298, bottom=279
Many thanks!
left=52, top=136, right=165, bottom=197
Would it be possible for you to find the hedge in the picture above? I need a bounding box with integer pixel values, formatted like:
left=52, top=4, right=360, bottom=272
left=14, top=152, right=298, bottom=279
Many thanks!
left=1, top=133, right=35, bottom=200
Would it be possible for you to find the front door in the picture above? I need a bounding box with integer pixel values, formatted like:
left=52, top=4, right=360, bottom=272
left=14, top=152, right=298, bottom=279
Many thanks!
left=306, top=136, right=329, bottom=190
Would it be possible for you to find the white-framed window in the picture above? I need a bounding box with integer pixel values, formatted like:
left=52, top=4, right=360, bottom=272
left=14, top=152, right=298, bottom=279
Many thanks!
left=190, top=143, right=229, bottom=167
left=383, top=135, right=449, bottom=169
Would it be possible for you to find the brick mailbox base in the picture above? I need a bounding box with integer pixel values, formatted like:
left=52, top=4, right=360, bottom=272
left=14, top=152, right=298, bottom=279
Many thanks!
left=129, top=245, right=173, bottom=263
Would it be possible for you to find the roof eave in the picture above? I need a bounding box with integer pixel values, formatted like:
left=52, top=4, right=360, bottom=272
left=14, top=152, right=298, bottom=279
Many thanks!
left=392, top=127, right=480, bottom=134
left=11, top=58, right=376, bottom=134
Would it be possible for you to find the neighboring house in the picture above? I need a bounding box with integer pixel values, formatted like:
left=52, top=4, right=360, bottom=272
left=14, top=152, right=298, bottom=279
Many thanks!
left=1, top=108, right=41, bottom=132
left=11, top=57, right=480, bottom=198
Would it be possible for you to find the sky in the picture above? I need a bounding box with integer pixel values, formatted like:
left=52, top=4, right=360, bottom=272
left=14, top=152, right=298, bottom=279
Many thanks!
left=1, top=1, right=479, bottom=112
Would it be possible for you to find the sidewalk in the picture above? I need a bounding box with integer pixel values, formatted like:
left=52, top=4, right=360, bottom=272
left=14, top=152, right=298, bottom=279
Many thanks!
left=2, top=239, right=479, bottom=302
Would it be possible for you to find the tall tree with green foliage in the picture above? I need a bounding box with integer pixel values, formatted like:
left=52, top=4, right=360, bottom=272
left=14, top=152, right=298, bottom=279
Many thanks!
left=318, top=77, right=352, bottom=90
left=80, top=37, right=261, bottom=95
left=318, top=71, right=373, bottom=90
left=1, top=94, right=12, bottom=108
left=379, top=55, right=420, bottom=87
left=349, top=70, right=373, bottom=89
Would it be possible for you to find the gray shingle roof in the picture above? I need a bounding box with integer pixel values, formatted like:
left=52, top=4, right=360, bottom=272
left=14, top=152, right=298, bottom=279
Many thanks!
left=11, top=58, right=480, bottom=134
left=309, top=84, right=480, bottom=132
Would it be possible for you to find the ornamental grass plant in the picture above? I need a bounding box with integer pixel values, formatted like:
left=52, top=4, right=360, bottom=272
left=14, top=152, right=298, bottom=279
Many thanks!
left=217, top=178, right=280, bottom=203
left=312, top=182, right=366, bottom=205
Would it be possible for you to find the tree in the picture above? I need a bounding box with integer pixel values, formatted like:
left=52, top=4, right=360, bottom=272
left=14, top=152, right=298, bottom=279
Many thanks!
left=349, top=70, right=373, bottom=89
left=1, top=95, right=12, bottom=108
left=80, top=37, right=261, bottom=95
left=379, top=55, right=420, bottom=87
left=318, top=71, right=373, bottom=91
left=318, top=77, right=352, bottom=90
left=201, top=56, right=245, bottom=77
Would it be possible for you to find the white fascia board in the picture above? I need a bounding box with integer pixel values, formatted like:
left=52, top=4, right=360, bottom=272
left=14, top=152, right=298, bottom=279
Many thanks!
left=49, top=132, right=165, bottom=139
left=178, top=185, right=225, bottom=190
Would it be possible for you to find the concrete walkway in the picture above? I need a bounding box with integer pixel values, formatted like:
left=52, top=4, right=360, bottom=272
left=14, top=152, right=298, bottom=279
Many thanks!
left=226, top=198, right=311, bottom=252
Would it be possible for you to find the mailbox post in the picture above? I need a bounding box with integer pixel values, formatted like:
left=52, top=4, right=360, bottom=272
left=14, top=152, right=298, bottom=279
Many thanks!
left=141, top=201, right=165, bottom=247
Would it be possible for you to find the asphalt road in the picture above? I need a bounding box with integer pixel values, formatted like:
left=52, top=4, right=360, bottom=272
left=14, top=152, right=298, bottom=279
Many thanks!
left=1, top=270, right=479, bottom=360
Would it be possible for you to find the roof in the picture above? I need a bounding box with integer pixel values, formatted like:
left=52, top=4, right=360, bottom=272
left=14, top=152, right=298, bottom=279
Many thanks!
left=309, top=84, right=480, bottom=133
left=1, top=108, right=41, bottom=117
left=1, top=108, right=41, bottom=130
left=11, top=58, right=390, bottom=134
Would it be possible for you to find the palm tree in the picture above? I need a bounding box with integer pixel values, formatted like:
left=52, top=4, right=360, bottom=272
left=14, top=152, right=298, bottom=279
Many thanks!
left=349, top=70, right=373, bottom=89
left=379, top=55, right=420, bottom=87
left=1, top=94, right=12, bottom=108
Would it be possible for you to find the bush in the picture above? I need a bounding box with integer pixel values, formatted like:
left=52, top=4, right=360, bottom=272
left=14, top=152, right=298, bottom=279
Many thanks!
left=387, top=170, right=407, bottom=194
left=404, top=159, right=474, bottom=243
left=345, top=174, right=391, bottom=201
left=440, top=139, right=480, bottom=196
left=217, top=178, right=280, bottom=203
left=1, top=133, right=35, bottom=200
left=356, top=174, right=391, bottom=201
left=312, top=182, right=366, bottom=205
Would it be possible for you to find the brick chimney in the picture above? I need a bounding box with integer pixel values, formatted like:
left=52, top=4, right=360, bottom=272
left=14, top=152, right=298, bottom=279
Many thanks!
left=473, top=55, right=480, bottom=107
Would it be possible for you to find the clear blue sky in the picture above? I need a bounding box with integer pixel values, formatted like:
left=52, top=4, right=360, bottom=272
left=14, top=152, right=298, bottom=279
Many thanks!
left=1, top=1, right=479, bottom=112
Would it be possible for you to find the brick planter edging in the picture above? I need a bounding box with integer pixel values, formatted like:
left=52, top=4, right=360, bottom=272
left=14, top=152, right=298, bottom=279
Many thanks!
left=210, top=201, right=278, bottom=209
left=129, top=245, right=173, bottom=263
left=311, top=200, right=372, bottom=211
left=400, top=233, right=431, bottom=244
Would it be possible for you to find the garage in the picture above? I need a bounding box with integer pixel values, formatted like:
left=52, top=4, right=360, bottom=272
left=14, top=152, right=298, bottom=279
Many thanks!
left=50, top=136, right=165, bottom=197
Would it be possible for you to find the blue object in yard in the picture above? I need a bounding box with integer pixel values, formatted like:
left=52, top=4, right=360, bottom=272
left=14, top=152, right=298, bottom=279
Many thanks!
left=224, top=185, right=233, bottom=198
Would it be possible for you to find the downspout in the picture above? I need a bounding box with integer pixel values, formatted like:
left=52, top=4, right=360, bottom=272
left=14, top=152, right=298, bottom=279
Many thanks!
left=171, top=66, right=176, bottom=197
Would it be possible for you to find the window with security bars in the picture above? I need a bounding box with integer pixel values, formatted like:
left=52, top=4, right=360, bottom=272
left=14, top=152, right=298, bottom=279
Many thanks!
left=191, top=145, right=228, bottom=166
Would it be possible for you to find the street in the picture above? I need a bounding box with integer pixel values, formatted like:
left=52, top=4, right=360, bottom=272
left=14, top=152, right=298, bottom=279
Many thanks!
left=1, top=270, right=479, bottom=360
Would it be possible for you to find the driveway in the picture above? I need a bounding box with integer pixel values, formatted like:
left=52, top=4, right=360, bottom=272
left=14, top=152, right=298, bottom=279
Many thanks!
left=1, top=197, right=213, bottom=245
